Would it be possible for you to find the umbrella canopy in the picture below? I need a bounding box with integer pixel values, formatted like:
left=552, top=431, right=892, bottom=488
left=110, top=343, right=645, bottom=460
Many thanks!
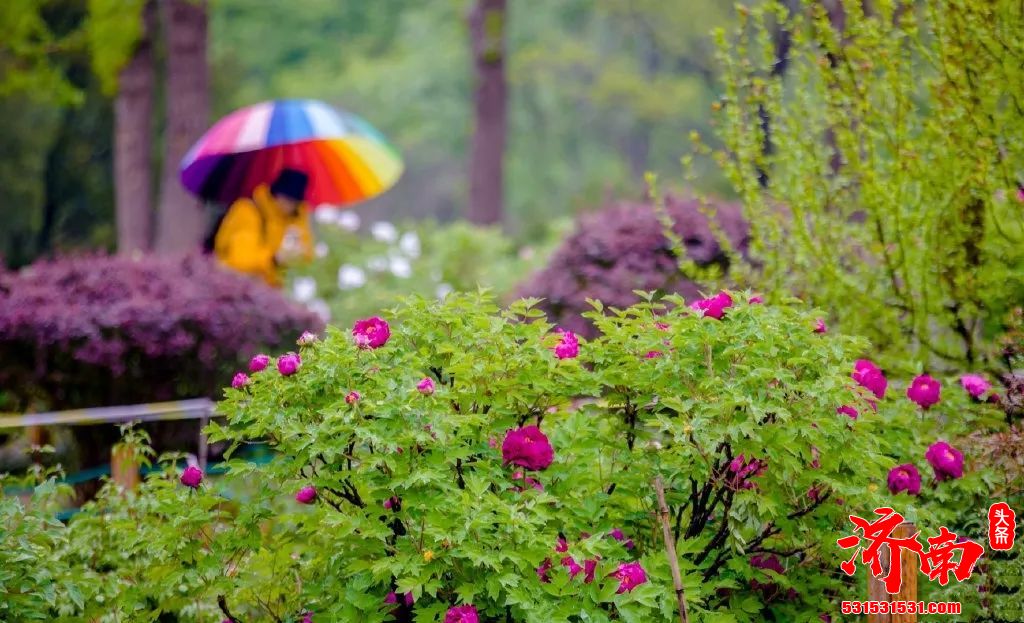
left=180, top=99, right=403, bottom=208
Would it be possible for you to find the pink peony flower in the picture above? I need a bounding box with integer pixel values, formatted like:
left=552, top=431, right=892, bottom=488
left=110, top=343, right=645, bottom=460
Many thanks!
left=511, top=471, right=544, bottom=492
left=608, top=528, right=635, bottom=550
left=810, top=446, right=820, bottom=469
left=750, top=555, right=789, bottom=598
left=301, top=613, right=313, bottom=623
left=612, top=561, right=648, bottom=593
left=277, top=353, right=301, bottom=376
left=295, top=485, right=317, bottom=504
left=852, top=359, right=887, bottom=399
left=555, top=537, right=569, bottom=553
left=536, top=558, right=553, bottom=582
left=249, top=353, right=270, bottom=372
left=645, top=350, right=663, bottom=359
left=501, top=425, right=554, bottom=471
left=488, top=436, right=498, bottom=449
left=813, top=318, right=827, bottom=334
left=562, top=555, right=584, bottom=578
left=385, top=591, right=414, bottom=607
left=180, top=465, right=203, bottom=488
left=352, top=316, right=391, bottom=349
left=345, top=390, right=361, bottom=404
left=925, top=441, right=964, bottom=481
left=297, top=331, right=318, bottom=346
left=728, top=454, right=766, bottom=489
left=887, top=463, right=922, bottom=495
left=960, top=374, right=990, bottom=399
left=444, top=605, right=479, bottom=623
left=837, top=405, right=859, bottom=420
left=749, top=295, right=764, bottom=304
left=654, top=321, right=671, bottom=331
left=907, top=374, right=941, bottom=409
left=231, top=372, right=250, bottom=389
left=383, top=496, right=401, bottom=511
left=583, top=558, right=598, bottom=583
left=553, top=329, right=580, bottom=359
left=1017, top=186, right=1024, bottom=203
left=690, top=291, right=733, bottom=320
left=417, top=377, right=436, bottom=395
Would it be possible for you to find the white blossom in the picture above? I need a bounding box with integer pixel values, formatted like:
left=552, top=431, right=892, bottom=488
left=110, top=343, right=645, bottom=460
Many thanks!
left=436, top=283, right=454, bottom=300
left=389, top=256, right=412, bottom=279
left=370, top=221, right=398, bottom=243
left=291, top=277, right=317, bottom=303
left=313, top=208, right=339, bottom=225
left=314, top=242, right=329, bottom=258
left=336, top=211, right=361, bottom=232
left=398, top=231, right=421, bottom=258
left=337, top=264, right=367, bottom=289
left=366, top=256, right=389, bottom=272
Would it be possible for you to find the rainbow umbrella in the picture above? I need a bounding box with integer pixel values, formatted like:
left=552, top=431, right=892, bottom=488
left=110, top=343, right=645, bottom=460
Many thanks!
left=180, top=99, right=403, bottom=208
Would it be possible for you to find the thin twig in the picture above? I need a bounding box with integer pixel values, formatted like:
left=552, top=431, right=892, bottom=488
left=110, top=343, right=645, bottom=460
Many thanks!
left=654, top=476, right=690, bottom=623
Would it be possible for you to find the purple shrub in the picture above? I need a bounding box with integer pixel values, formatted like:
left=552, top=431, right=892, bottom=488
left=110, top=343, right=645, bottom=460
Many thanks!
left=0, top=254, right=322, bottom=480
left=519, top=195, right=749, bottom=337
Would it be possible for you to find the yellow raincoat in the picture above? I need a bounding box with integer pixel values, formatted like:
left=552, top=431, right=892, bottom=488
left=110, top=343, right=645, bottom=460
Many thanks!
left=214, top=184, right=313, bottom=287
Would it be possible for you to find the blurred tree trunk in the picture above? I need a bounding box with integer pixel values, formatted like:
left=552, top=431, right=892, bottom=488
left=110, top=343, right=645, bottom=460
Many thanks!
left=466, top=0, right=507, bottom=226
left=114, top=0, right=156, bottom=254
left=154, top=0, right=208, bottom=252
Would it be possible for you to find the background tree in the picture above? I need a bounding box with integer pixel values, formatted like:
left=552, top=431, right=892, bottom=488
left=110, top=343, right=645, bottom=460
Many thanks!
left=154, top=0, right=208, bottom=252
left=466, top=0, right=508, bottom=225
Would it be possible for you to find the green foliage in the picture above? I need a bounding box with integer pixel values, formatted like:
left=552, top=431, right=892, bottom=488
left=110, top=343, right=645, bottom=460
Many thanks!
left=707, top=0, right=1024, bottom=373
left=1, top=293, right=1004, bottom=621
left=85, top=0, right=145, bottom=95
left=285, top=216, right=565, bottom=328
left=0, top=0, right=84, bottom=106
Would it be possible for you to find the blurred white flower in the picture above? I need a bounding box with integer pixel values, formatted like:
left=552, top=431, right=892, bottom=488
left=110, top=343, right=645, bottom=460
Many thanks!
left=366, top=256, right=389, bottom=272
left=292, top=276, right=317, bottom=303
left=314, top=242, right=329, bottom=258
left=518, top=246, right=536, bottom=261
left=398, top=231, right=421, bottom=258
left=389, top=256, right=412, bottom=279
left=370, top=221, right=398, bottom=243
left=307, top=299, right=331, bottom=323
left=336, top=211, right=361, bottom=232
left=338, top=264, right=367, bottom=289
left=313, top=208, right=339, bottom=225
left=436, top=283, right=454, bottom=300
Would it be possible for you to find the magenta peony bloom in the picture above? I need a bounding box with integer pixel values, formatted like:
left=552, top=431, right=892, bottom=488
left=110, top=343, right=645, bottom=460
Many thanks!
left=562, top=555, right=584, bottom=578
left=690, top=291, right=733, bottom=320
left=553, top=329, right=580, bottom=359
left=887, top=463, right=922, bottom=495
left=749, top=295, right=764, bottom=304
left=385, top=591, right=414, bottom=607
left=352, top=316, right=391, bottom=349
left=345, top=390, right=361, bottom=404
left=511, top=471, right=544, bottom=492
left=925, top=441, right=964, bottom=481
left=728, top=454, right=766, bottom=489
left=907, top=374, right=941, bottom=409
left=608, top=528, right=635, bottom=550
left=852, top=359, right=887, bottom=399
left=612, top=561, right=648, bottom=593
left=383, top=496, right=401, bottom=511
left=277, top=352, right=301, bottom=376
left=180, top=465, right=203, bottom=488
left=645, top=350, right=663, bottom=359
left=297, top=331, right=318, bottom=346
left=837, top=405, right=859, bottom=420
left=502, top=426, right=554, bottom=471
left=301, top=613, right=313, bottom=623
left=555, top=537, right=569, bottom=553
left=814, top=318, right=827, bottom=334
left=583, top=558, right=598, bottom=583
left=960, top=374, right=990, bottom=399
left=417, top=377, right=436, bottom=395
left=249, top=353, right=270, bottom=372
left=444, top=605, right=479, bottom=623
left=295, top=485, right=317, bottom=504
left=231, top=372, right=250, bottom=389
left=654, top=321, right=670, bottom=331
left=536, top=558, right=553, bottom=582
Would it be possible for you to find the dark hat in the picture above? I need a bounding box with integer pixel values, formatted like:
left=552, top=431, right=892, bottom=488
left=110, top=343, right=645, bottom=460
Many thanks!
left=270, top=168, right=309, bottom=202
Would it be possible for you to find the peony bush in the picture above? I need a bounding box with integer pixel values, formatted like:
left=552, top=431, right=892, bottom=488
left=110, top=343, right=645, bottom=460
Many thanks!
left=1, top=292, right=1005, bottom=622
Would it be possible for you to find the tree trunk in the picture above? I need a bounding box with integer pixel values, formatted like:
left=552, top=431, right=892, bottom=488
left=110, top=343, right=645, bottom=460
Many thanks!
left=114, top=0, right=156, bottom=254
left=154, top=0, right=208, bottom=252
left=466, top=0, right=507, bottom=226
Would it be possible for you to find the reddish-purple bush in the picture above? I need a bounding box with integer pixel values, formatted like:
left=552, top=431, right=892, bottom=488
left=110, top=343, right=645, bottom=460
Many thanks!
left=0, top=253, right=322, bottom=411
left=519, top=195, right=749, bottom=337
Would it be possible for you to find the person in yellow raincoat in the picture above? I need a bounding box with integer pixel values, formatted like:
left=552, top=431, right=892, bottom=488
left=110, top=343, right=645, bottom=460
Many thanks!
left=214, top=168, right=314, bottom=287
